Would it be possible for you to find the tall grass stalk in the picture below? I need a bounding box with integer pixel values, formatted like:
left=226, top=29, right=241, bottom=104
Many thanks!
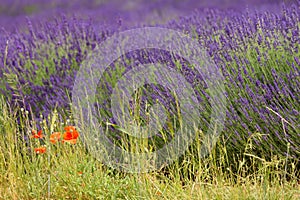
left=0, top=95, right=299, bottom=199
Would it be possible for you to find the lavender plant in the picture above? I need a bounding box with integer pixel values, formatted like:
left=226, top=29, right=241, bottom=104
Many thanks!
left=0, top=1, right=299, bottom=173
left=167, top=3, right=299, bottom=165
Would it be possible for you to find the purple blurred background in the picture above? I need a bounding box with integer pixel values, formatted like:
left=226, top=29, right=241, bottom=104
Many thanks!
left=0, top=0, right=296, bottom=32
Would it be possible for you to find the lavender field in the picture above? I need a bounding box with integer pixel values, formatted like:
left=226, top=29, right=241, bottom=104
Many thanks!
left=0, top=0, right=299, bottom=199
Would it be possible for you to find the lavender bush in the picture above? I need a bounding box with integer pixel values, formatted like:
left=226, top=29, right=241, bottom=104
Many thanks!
left=167, top=3, right=299, bottom=160
left=0, top=0, right=299, bottom=171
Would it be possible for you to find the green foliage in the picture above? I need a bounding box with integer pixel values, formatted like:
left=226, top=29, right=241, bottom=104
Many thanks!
left=0, top=100, right=299, bottom=199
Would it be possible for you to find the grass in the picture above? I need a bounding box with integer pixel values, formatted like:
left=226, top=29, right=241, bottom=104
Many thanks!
left=0, top=95, right=299, bottom=200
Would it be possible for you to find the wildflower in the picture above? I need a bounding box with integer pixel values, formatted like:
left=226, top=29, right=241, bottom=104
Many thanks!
left=64, top=126, right=79, bottom=138
left=34, top=146, right=46, bottom=154
left=50, top=132, right=61, bottom=144
left=31, top=130, right=43, bottom=139
left=62, top=138, right=78, bottom=144
left=62, top=126, right=79, bottom=144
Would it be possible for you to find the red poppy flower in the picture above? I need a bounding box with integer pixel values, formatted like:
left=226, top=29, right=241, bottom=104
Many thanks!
left=64, top=126, right=79, bottom=139
left=62, top=138, right=78, bottom=144
left=62, top=126, right=79, bottom=144
left=34, top=146, right=46, bottom=154
left=50, top=132, right=61, bottom=144
left=31, top=130, right=43, bottom=139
